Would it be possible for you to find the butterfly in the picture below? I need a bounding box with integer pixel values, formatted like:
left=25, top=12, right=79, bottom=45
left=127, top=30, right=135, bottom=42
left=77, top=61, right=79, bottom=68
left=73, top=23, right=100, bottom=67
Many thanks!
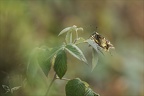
left=90, top=32, right=114, bottom=52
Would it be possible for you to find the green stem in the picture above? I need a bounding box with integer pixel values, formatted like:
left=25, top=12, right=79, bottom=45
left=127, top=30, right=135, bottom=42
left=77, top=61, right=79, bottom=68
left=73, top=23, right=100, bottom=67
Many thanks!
left=76, top=31, right=78, bottom=39
left=45, top=73, right=56, bottom=96
left=45, top=72, right=71, bottom=96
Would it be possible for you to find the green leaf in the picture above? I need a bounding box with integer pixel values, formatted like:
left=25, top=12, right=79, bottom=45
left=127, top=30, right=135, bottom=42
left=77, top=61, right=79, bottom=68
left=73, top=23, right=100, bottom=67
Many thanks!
left=37, top=46, right=63, bottom=76
left=85, top=88, right=95, bottom=96
left=54, top=49, right=67, bottom=79
left=59, top=27, right=72, bottom=36
left=47, top=46, right=64, bottom=60
left=85, top=88, right=100, bottom=96
left=37, top=48, right=52, bottom=76
left=91, top=48, right=99, bottom=71
left=66, top=78, right=100, bottom=96
left=66, top=78, right=86, bottom=96
left=66, top=31, right=72, bottom=44
left=27, top=48, right=40, bottom=78
left=27, top=46, right=63, bottom=78
left=65, top=44, right=88, bottom=64
left=58, top=25, right=77, bottom=36
left=86, top=39, right=99, bottom=51
left=76, top=27, right=83, bottom=32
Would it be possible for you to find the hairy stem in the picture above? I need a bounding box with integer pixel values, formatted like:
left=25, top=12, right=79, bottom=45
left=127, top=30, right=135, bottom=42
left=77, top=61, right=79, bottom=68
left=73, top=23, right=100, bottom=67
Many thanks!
left=45, top=73, right=56, bottom=96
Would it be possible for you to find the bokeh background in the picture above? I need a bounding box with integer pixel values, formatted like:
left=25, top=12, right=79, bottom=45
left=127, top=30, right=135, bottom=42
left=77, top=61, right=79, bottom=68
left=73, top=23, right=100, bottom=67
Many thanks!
left=0, top=0, right=144, bottom=96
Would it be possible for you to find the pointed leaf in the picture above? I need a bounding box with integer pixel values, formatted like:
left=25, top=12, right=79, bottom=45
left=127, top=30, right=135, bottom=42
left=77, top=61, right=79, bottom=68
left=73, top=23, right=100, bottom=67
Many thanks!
left=65, top=44, right=87, bottom=64
left=34, top=46, right=62, bottom=76
left=86, top=39, right=99, bottom=51
left=91, top=48, right=99, bottom=71
left=58, top=27, right=72, bottom=36
left=27, top=46, right=63, bottom=78
left=37, top=48, right=52, bottom=76
left=66, top=31, right=72, bottom=43
left=27, top=48, right=40, bottom=78
left=47, top=46, right=64, bottom=60
left=54, top=49, right=67, bottom=79
left=58, top=25, right=77, bottom=36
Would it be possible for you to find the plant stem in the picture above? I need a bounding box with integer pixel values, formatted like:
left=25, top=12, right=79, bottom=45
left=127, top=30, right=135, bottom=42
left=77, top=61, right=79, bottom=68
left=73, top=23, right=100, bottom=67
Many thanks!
left=45, top=73, right=71, bottom=96
left=76, top=30, right=78, bottom=39
left=45, top=73, right=56, bottom=96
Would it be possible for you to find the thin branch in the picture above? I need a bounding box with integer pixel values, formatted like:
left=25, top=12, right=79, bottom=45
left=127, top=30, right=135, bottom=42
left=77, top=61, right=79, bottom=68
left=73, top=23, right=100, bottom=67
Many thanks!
left=45, top=74, right=70, bottom=96
left=75, top=30, right=78, bottom=39
left=45, top=73, right=56, bottom=96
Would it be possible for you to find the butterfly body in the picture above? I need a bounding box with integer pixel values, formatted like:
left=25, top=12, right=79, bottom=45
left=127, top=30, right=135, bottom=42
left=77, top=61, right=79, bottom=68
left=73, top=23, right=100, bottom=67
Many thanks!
left=90, top=32, right=114, bottom=51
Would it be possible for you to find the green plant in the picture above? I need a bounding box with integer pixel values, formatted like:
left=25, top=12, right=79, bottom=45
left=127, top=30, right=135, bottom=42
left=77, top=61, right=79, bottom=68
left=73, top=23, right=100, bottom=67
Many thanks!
left=27, top=25, right=103, bottom=96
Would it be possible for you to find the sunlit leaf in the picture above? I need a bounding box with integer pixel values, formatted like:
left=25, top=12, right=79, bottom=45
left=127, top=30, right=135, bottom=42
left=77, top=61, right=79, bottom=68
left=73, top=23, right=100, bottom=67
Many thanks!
left=66, top=31, right=72, bottom=44
left=58, top=25, right=77, bottom=36
left=58, top=27, right=72, bottom=36
left=91, top=48, right=99, bottom=71
left=65, top=44, right=88, bottom=64
left=54, top=49, right=67, bottom=79
left=82, top=81, right=89, bottom=87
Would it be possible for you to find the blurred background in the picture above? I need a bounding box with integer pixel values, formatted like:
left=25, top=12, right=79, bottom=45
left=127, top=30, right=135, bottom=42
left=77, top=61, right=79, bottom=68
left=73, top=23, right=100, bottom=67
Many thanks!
left=0, top=0, right=144, bottom=96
